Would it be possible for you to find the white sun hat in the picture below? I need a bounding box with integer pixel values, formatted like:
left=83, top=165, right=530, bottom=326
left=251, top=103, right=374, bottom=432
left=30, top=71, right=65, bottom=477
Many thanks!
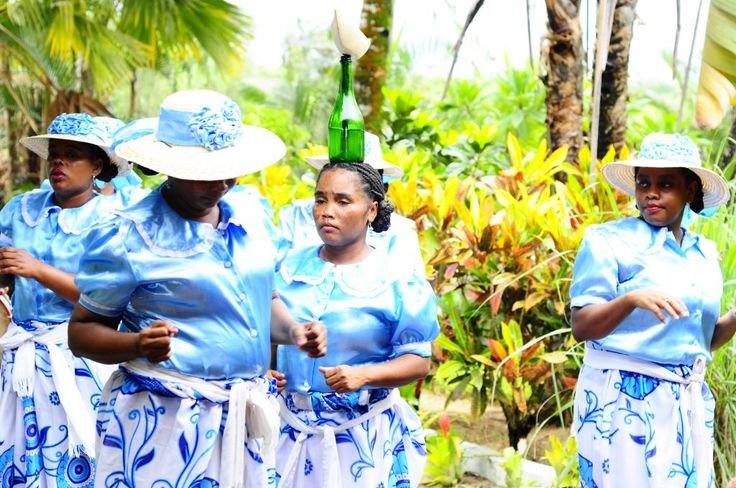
left=113, top=90, right=286, bottom=181
left=20, top=113, right=130, bottom=177
left=305, top=132, right=404, bottom=181
left=601, top=132, right=730, bottom=209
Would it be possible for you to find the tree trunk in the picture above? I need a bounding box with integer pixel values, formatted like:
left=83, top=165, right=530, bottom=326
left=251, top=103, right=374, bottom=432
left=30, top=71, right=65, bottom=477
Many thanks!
left=543, top=0, right=584, bottom=163
left=355, top=0, right=393, bottom=135
left=597, top=0, right=637, bottom=159
left=721, top=108, right=736, bottom=169
left=129, top=72, right=137, bottom=119
left=1, top=49, right=14, bottom=202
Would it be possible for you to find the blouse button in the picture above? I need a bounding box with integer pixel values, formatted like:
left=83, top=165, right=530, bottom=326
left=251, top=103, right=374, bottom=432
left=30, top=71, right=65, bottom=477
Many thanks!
left=250, top=329, right=258, bottom=338
left=238, top=292, right=247, bottom=301
left=224, top=261, right=233, bottom=268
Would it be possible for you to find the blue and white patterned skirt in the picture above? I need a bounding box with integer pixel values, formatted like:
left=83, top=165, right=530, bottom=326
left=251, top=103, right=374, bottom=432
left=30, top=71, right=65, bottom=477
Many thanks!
left=275, top=388, right=427, bottom=487
left=0, top=337, right=112, bottom=487
left=572, top=362, right=715, bottom=488
left=94, top=368, right=278, bottom=488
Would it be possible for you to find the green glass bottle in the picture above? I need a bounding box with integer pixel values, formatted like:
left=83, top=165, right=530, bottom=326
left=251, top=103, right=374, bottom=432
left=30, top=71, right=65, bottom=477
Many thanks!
left=328, top=54, right=364, bottom=162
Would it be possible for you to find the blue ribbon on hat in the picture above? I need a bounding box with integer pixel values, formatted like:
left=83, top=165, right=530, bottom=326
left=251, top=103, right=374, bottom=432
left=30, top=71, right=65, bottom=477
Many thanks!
left=111, top=118, right=157, bottom=152
left=156, top=100, right=244, bottom=151
left=47, top=113, right=112, bottom=146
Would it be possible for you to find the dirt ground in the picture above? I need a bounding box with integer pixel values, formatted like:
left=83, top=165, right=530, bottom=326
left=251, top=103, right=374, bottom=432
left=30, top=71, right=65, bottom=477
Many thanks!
left=419, top=388, right=569, bottom=486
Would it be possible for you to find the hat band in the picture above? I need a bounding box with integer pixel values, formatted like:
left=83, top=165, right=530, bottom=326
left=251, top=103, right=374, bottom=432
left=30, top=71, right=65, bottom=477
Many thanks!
left=156, top=106, right=201, bottom=147
left=156, top=102, right=244, bottom=151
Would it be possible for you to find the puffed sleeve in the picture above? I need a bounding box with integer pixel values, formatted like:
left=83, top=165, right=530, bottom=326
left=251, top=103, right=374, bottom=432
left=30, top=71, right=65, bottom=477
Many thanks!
left=75, top=221, right=138, bottom=317
left=276, top=203, right=297, bottom=254
left=570, top=226, right=620, bottom=308
left=0, top=194, right=22, bottom=245
left=390, top=277, right=440, bottom=358
left=230, top=185, right=284, bottom=263
left=387, top=217, right=426, bottom=279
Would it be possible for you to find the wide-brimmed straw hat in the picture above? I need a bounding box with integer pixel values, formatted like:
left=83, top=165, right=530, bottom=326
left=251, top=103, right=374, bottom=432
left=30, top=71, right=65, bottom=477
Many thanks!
left=305, top=132, right=404, bottom=181
left=114, top=90, right=286, bottom=181
left=601, top=132, right=730, bottom=209
left=20, top=113, right=130, bottom=177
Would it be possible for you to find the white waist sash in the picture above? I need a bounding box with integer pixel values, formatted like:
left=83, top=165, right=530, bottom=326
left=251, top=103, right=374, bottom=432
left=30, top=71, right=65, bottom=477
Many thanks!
left=583, top=348, right=710, bottom=488
left=277, top=389, right=400, bottom=488
left=0, top=321, right=95, bottom=457
left=122, top=360, right=279, bottom=488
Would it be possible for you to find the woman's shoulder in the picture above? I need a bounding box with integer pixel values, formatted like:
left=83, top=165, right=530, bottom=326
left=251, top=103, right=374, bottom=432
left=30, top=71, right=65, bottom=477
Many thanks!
left=11, top=188, right=118, bottom=235
left=582, top=217, right=661, bottom=248
left=278, top=245, right=326, bottom=285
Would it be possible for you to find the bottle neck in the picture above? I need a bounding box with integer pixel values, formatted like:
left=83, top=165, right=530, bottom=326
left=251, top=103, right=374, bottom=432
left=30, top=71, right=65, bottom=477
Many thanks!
left=339, top=54, right=353, bottom=94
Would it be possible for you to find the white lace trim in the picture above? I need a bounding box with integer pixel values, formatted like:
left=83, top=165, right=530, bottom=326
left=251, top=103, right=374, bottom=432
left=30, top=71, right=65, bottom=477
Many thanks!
left=281, top=249, right=402, bottom=298
left=394, top=341, right=432, bottom=357
left=20, top=191, right=54, bottom=228
left=127, top=215, right=217, bottom=258
left=78, top=293, right=123, bottom=317
left=20, top=190, right=113, bottom=235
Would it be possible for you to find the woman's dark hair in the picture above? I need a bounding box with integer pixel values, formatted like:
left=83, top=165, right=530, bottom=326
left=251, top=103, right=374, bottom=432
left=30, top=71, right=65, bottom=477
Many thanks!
left=86, top=143, right=117, bottom=182
left=681, top=168, right=705, bottom=214
left=633, top=167, right=704, bottom=214
left=317, top=161, right=394, bottom=233
left=137, top=165, right=159, bottom=176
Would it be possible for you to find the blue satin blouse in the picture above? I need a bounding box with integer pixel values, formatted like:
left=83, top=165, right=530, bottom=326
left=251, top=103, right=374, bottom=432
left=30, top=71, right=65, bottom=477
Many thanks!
left=277, top=198, right=426, bottom=277
left=570, top=217, right=722, bottom=365
left=276, top=245, right=440, bottom=394
left=75, top=186, right=279, bottom=380
left=0, top=190, right=118, bottom=323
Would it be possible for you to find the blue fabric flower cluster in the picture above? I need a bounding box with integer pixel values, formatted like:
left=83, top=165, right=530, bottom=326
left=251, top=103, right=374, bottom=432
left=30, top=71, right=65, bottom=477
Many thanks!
left=187, top=101, right=244, bottom=151
left=47, top=113, right=96, bottom=136
left=639, top=133, right=700, bottom=165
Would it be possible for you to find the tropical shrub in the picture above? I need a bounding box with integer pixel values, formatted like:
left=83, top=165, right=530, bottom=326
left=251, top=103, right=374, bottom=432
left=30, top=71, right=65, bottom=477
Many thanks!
left=421, top=412, right=465, bottom=486
left=386, top=128, right=631, bottom=448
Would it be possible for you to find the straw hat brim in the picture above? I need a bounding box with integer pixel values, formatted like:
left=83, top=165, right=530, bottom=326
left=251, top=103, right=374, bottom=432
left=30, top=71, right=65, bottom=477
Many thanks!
left=305, top=154, right=404, bottom=180
left=20, top=134, right=130, bottom=177
left=114, top=125, right=286, bottom=181
left=601, top=159, right=730, bottom=209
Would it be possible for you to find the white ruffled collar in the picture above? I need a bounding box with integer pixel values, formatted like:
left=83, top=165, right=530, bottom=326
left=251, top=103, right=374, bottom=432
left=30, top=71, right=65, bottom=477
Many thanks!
left=279, top=245, right=401, bottom=297
left=115, top=186, right=248, bottom=258
left=20, top=189, right=116, bottom=235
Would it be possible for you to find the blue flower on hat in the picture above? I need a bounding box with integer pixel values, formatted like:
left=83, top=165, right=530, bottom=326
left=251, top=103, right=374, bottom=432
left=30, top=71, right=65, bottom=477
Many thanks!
left=47, top=113, right=96, bottom=136
left=187, top=100, right=244, bottom=151
left=638, top=133, right=700, bottom=165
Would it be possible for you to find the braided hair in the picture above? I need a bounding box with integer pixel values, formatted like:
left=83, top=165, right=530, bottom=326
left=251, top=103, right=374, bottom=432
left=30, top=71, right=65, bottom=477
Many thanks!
left=317, top=161, right=394, bottom=233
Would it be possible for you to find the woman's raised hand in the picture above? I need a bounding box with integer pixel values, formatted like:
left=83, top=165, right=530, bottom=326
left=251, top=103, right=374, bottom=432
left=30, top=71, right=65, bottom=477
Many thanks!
left=137, top=320, right=178, bottom=363
left=318, top=364, right=366, bottom=393
left=628, top=290, right=689, bottom=323
left=0, top=247, right=43, bottom=279
left=290, top=321, right=327, bottom=358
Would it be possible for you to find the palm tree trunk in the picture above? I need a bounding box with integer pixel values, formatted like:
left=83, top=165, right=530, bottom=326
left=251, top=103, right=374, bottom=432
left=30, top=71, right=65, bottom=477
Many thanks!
left=597, top=0, right=637, bottom=159
left=355, top=0, right=393, bottom=134
left=722, top=109, right=736, bottom=167
left=1, top=49, right=14, bottom=202
left=129, top=72, right=137, bottom=119
left=543, top=0, right=584, bottom=163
